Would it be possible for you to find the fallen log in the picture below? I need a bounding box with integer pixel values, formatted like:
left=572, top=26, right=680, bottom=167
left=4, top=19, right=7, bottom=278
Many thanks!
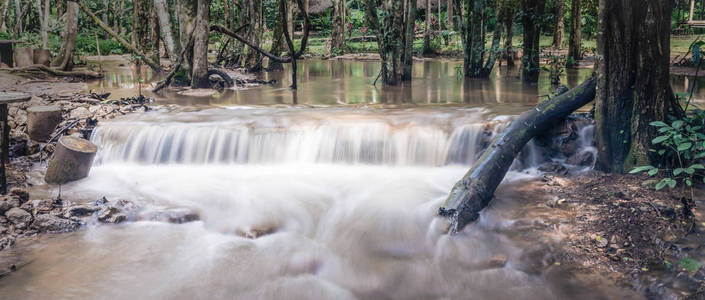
left=438, top=77, right=597, bottom=234
left=0, top=64, right=103, bottom=79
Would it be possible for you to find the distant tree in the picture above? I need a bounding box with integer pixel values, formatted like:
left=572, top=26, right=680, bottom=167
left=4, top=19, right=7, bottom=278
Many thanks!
left=567, top=0, right=581, bottom=62
left=520, top=0, right=545, bottom=83
left=51, top=0, right=78, bottom=71
left=552, top=0, right=565, bottom=48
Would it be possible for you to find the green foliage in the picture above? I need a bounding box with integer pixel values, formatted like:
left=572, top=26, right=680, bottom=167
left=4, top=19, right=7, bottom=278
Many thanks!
left=679, top=257, right=703, bottom=272
left=630, top=109, right=705, bottom=193
left=541, top=54, right=566, bottom=85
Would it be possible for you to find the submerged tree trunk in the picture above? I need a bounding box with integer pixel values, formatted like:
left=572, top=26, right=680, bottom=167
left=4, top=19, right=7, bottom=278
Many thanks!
left=154, top=0, right=181, bottom=62
left=460, top=0, right=502, bottom=78
left=552, top=0, right=565, bottom=48
left=401, top=0, right=416, bottom=80
left=191, top=0, right=210, bottom=88
left=568, top=0, right=581, bottom=62
left=51, top=0, right=78, bottom=71
left=439, top=77, right=597, bottom=233
left=520, top=0, right=545, bottom=83
left=594, top=0, right=683, bottom=173
left=331, top=0, right=346, bottom=55
left=423, top=0, right=432, bottom=55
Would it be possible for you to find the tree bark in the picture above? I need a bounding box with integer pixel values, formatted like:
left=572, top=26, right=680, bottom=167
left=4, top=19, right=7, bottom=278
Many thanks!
left=401, top=0, right=416, bottom=80
left=423, top=0, right=432, bottom=55
left=242, top=0, right=263, bottom=71
left=553, top=0, right=565, bottom=48
left=154, top=0, right=181, bottom=62
left=0, top=0, right=9, bottom=31
left=33, top=0, right=49, bottom=49
left=13, top=0, right=30, bottom=38
left=503, top=0, right=515, bottom=67
left=51, top=0, right=78, bottom=71
left=567, top=0, right=581, bottom=62
left=594, top=0, right=683, bottom=173
left=268, top=0, right=285, bottom=70
left=520, top=0, right=545, bottom=83
left=191, top=0, right=210, bottom=88
left=178, top=0, right=197, bottom=74
left=331, top=0, right=346, bottom=55
left=362, top=0, right=404, bottom=85
left=439, top=77, right=597, bottom=233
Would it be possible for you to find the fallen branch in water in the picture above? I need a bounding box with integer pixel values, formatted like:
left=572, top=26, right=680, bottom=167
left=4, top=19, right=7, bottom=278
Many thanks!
left=438, top=77, right=597, bottom=234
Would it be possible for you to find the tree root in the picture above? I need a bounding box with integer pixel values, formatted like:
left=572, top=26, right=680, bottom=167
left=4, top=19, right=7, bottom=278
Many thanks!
left=0, top=64, right=103, bottom=79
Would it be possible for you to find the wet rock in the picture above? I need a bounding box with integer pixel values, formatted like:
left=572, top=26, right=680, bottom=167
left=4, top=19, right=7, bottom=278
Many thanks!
left=21, top=199, right=54, bottom=216
left=31, top=214, right=78, bottom=233
left=538, top=162, right=568, bottom=175
left=138, top=208, right=199, bottom=224
left=236, top=224, right=278, bottom=239
left=5, top=208, right=32, bottom=229
left=488, top=254, right=509, bottom=268
left=0, top=237, right=15, bottom=251
left=566, top=151, right=595, bottom=166
left=98, top=207, right=127, bottom=224
left=66, top=204, right=100, bottom=217
left=69, top=107, right=92, bottom=120
left=9, top=189, right=29, bottom=204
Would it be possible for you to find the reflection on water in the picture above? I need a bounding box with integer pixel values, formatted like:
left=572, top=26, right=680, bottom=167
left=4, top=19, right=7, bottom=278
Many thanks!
left=88, top=58, right=705, bottom=110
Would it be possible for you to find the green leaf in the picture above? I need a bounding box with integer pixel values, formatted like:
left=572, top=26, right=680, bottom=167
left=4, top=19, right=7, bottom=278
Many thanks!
left=652, top=135, right=669, bottom=144
left=677, top=142, right=693, bottom=151
left=655, top=179, right=668, bottom=190
left=696, top=152, right=705, bottom=159
left=658, top=149, right=666, bottom=156
left=674, top=168, right=685, bottom=176
left=686, top=179, right=692, bottom=186
left=650, top=121, right=668, bottom=127
left=685, top=168, right=696, bottom=175
left=648, top=168, right=659, bottom=176
left=630, top=166, right=654, bottom=174
left=691, top=164, right=705, bottom=169
left=672, top=120, right=684, bottom=129
left=667, top=178, right=677, bottom=189
left=680, top=257, right=703, bottom=272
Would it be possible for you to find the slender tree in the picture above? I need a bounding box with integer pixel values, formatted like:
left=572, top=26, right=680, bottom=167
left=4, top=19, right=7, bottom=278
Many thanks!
left=401, top=0, right=416, bottom=80
left=459, top=0, right=503, bottom=77
left=0, top=0, right=9, bottom=31
left=191, top=0, right=210, bottom=88
left=520, top=0, right=545, bottom=83
left=595, top=0, right=683, bottom=173
left=154, top=0, right=181, bottom=62
left=362, top=0, right=405, bottom=85
left=423, top=0, right=432, bottom=55
left=502, top=0, right=516, bottom=67
left=568, top=0, right=581, bottom=62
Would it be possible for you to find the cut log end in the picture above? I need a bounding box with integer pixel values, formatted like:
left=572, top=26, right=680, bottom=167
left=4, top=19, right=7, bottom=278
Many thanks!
left=27, top=105, right=62, bottom=142
left=45, top=137, right=98, bottom=184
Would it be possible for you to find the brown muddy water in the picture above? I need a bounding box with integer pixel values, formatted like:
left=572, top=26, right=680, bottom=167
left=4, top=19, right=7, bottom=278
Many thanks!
left=0, top=58, right=703, bottom=299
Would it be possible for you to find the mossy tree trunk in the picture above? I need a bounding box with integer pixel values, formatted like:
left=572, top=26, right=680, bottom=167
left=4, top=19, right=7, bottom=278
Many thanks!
left=594, top=0, right=683, bottom=173
left=190, top=0, right=210, bottom=88
left=242, top=0, right=263, bottom=71
left=269, top=0, right=285, bottom=70
left=567, top=0, right=581, bottom=62
left=362, top=0, right=405, bottom=85
left=502, top=0, right=516, bottom=67
left=439, top=78, right=597, bottom=233
left=520, top=0, right=545, bottom=83
left=423, top=0, right=432, bottom=55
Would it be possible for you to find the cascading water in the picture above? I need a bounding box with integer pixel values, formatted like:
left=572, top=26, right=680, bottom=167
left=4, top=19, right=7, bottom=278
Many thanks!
left=0, top=106, right=610, bottom=299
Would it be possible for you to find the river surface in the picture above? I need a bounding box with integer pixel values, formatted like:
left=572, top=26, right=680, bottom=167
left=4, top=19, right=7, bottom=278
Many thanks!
left=1, top=58, right=703, bottom=299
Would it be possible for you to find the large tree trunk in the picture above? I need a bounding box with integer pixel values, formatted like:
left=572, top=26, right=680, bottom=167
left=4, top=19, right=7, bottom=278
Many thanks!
left=154, top=0, right=181, bottom=62
left=51, top=0, right=78, bottom=71
left=178, top=0, right=197, bottom=74
left=553, top=0, right=565, bottom=48
left=362, top=0, right=404, bottom=85
left=268, top=0, right=285, bottom=70
left=191, top=0, right=210, bottom=88
left=401, top=0, right=416, bottom=80
left=520, top=0, right=545, bottom=83
left=439, top=77, right=597, bottom=233
left=331, top=0, right=346, bottom=55
left=242, top=0, right=263, bottom=71
left=594, top=0, right=683, bottom=173
left=461, top=0, right=502, bottom=78
left=567, top=0, right=581, bottom=62
left=423, top=0, right=432, bottom=55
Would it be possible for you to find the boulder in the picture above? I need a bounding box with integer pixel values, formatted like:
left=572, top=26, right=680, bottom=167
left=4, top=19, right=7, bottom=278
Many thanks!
left=32, top=214, right=78, bottom=233
left=138, top=208, right=199, bottom=224
left=98, top=207, right=127, bottom=224
left=5, top=208, right=32, bottom=228
left=566, top=151, right=595, bottom=166
left=67, top=204, right=100, bottom=217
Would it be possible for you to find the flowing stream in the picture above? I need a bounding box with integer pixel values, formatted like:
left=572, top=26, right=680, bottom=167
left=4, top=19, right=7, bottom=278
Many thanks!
left=2, top=58, right=691, bottom=299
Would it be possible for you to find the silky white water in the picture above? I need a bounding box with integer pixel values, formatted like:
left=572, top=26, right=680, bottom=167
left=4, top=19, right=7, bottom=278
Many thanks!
left=0, top=107, right=619, bottom=299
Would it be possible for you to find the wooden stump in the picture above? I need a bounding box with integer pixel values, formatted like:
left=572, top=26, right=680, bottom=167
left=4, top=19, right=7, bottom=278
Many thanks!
left=13, top=47, right=33, bottom=67
left=33, top=49, right=51, bottom=66
left=27, top=106, right=62, bottom=142
left=45, top=137, right=98, bottom=184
